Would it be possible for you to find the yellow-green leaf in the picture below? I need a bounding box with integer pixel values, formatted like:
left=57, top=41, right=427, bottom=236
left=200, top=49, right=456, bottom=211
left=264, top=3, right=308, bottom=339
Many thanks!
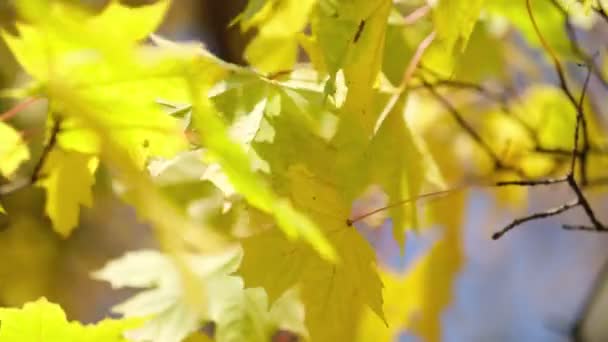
left=0, top=297, right=141, bottom=342
left=244, top=0, right=316, bottom=73
left=368, top=97, right=424, bottom=243
left=433, top=0, right=486, bottom=53
left=310, top=0, right=392, bottom=134
left=240, top=165, right=385, bottom=342
left=37, top=149, right=98, bottom=237
left=89, top=0, right=170, bottom=42
left=410, top=192, right=466, bottom=342
left=0, top=121, right=29, bottom=178
left=188, top=73, right=336, bottom=261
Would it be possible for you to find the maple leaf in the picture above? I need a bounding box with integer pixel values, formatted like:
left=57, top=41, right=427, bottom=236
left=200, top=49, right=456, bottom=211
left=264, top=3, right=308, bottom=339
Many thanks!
left=93, top=250, right=237, bottom=342
left=187, top=69, right=336, bottom=260
left=307, top=0, right=392, bottom=135
left=354, top=191, right=466, bottom=342
left=2, top=0, right=170, bottom=81
left=93, top=248, right=303, bottom=342
left=432, top=0, right=486, bottom=53
left=242, top=0, right=316, bottom=73
left=0, top=297, right=141, bottom=342
left=2, top=0, right=188, bottom=170
left=0, top=121, right=29, bottom=179
left=239, top=165, right=385, bottom=342
left=220, top=57, right=429, bottom=341
left=37, top=149, right=98, bottom=237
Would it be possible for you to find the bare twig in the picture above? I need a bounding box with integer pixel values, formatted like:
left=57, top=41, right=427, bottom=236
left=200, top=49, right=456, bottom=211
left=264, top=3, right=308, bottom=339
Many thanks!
left=402, top=5, right=431, bottom=26
left=422, top=81, right=528, bottom=176
left=491, top=1, right=608, bottom=239
left=495, top=177, right=568, bottom=187
left=346, top=187, right=463, bottom=226
left=549, top=0, right=608, bottom=89
left=377, top=31, right=436, bottom=130
left=30, top=117, right=61, bottom=183
left=576, top=64, right=593, bottom=185
left=0, top=98, right=38, bottom=122
left=492, top=199, right=580, bottom=240
left=592, top=1, right=608, bottom=24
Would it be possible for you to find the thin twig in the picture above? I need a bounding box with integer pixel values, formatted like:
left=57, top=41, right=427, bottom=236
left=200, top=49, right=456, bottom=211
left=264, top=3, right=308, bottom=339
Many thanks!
left=592, top=1, right=608, bottom=24
left=563, top=224, right=608, bottom=231
left=492, top=199, right=580, bottom=240
left=535, top=146, right=608, bottom=156
left=567, top=174, right=605, bottom=229
left=492, top=1, right=608, bottom=240
left=527, top=0, right=593, bottom=183
left=577, top=65, right=593, bottom=185
left=423, top=81, right=522, bottom=174
left=495, top=177, right=568, bottom=187
left=30, top=117, right=61, bottom=183
left=346, top=187, right=464, bottom=226
left=0, top=98, right=38, bottom=122
left=402, top=4, right=431, bottom=25
left=377, top=31, right=436, bottom=130
left=549, top=0, right=608, bottom=89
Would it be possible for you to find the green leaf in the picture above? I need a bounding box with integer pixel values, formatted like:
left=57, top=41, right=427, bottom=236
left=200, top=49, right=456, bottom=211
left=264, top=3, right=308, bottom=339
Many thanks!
left=0, top=121, right=29, bottom=178
left=0, top=297, right=141, bottom=342
left=37, top=149, right=98, bottom=237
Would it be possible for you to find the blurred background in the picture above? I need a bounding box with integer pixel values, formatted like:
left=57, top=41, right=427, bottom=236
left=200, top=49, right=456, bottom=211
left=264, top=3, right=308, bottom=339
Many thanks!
left=1, top=1, right=608, bottom=341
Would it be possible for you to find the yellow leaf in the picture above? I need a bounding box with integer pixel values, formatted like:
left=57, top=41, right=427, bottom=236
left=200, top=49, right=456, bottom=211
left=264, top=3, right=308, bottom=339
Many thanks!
left=0, top=121, right=29, bottom=178
left=37, top=149, right=98, bottom=237
left=368, top=97, right=424, bottom=243
left=356, top=269, right=412, bottom=342
left=244, top=0, right=316, bottom=73
left=89, top=0, right=170, bottom=42
left=188, top=71, right=336, bottom=261
left=408, top=191, right=466, bottom=342
left=240, top=165, right=384, bottom=342
left=341, top=0, right=391, bottom=135
left=0, top=297, right=141, bottom=341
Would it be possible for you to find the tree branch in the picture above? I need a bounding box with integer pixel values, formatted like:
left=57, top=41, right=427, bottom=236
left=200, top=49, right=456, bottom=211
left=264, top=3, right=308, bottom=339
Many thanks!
left=492, top=199, right=580, bottom=240
left=491, top=1, right=608, bottom=239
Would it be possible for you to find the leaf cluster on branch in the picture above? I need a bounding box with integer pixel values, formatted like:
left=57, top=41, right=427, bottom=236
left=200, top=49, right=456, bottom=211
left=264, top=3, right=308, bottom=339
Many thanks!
left=0, top=0, right=607, bottom=341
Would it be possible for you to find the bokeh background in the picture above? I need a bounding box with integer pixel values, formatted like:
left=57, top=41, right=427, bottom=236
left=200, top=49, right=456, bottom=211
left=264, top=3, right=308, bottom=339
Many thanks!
left=1, top=1, right=608, bottom=341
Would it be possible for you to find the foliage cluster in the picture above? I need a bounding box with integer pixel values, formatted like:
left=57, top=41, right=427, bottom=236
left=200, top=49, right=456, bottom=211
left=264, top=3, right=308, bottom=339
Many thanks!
left=0, top=0, right=606, bottom=341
